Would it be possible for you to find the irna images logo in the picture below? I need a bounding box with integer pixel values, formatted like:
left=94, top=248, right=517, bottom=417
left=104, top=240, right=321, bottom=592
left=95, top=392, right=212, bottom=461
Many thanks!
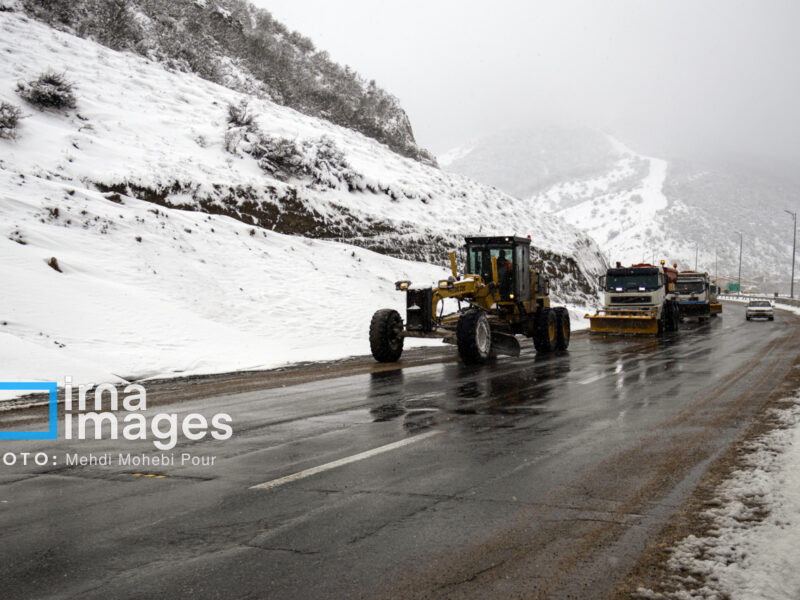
left=0, top=379, right=233, bottom=449
left=62, top=377, right=233, bottom=450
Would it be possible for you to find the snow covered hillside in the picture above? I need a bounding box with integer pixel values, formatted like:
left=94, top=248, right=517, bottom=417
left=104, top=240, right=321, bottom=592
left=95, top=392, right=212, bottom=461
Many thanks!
left=19, top=0, right=436, bottom=164
left=443, top=128, right=800, bottom=292
left=0, top=11, right=606, bottom=393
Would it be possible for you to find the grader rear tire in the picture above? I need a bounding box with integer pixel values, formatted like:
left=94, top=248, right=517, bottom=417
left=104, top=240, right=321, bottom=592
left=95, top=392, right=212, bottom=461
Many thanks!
left=369, top=309, right=404, bottom=362
left=457, top=310, right=492, bottom=364
left=533, top=308, right=558, bottom=353
left=554, top=307, right=570, bottom=351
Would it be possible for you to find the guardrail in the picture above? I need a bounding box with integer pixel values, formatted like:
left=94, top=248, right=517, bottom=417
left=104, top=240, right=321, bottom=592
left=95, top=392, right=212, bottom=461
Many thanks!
left=719, top=294, right=800, bottom=308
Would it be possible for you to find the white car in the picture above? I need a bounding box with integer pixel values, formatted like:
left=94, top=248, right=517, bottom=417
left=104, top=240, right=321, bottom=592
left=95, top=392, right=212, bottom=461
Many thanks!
left=745, top=300, right=774, bottom=321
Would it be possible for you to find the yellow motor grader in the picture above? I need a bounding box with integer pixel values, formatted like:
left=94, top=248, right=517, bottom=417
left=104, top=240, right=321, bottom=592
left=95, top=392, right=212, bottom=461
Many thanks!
left=369, top=236, right=570, bottom=364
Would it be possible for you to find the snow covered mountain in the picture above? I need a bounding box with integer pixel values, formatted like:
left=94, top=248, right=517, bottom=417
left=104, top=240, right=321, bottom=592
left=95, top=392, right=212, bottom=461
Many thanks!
left=0, top=10, right=606, bottom=392
left=443, top=127, right=800, bottom=292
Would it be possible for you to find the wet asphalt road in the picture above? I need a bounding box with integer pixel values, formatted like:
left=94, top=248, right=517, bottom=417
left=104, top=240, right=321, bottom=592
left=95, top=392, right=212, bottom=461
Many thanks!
left=1, top=303, right=799, bottom=600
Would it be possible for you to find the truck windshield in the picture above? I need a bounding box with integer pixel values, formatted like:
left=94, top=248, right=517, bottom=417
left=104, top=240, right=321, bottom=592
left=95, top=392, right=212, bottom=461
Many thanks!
left=676, top=281, right=705, bottom=294
left=605, top=274, right=660, bottom=291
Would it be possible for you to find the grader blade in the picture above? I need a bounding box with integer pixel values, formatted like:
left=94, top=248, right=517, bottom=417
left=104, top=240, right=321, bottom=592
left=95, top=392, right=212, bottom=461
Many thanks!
left=586, top=311, right=659, bottom=335
left=491, top=331, right=521, bottom=357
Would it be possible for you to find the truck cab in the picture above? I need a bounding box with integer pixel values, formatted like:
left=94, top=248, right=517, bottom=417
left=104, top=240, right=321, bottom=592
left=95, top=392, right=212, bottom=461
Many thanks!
left=589, top=261, right=680, bottom=334
left=675, top=271, right=711, bottom=320
left=600, top=262, right=676, bottom=314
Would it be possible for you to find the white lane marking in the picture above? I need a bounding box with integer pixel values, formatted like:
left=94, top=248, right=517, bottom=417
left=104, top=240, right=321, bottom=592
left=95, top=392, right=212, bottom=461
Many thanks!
left=250, top=430, right=443, bottom=490
left=578, top=373, right=607, bottom=385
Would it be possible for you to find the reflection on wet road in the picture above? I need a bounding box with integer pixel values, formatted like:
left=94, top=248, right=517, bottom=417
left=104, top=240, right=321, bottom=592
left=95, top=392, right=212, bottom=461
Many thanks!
left=360, top=313, right=732, bottom=439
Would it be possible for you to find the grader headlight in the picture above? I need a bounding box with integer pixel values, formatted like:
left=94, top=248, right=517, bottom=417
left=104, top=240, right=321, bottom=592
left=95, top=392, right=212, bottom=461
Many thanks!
left=438, top=279, right=454, bottom=289
left=395, top=280, right=411, bottom=291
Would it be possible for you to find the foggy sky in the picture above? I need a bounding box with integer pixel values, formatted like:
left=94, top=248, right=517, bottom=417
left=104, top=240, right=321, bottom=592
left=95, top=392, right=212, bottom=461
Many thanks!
left=255, top=0, right=800, bottom=165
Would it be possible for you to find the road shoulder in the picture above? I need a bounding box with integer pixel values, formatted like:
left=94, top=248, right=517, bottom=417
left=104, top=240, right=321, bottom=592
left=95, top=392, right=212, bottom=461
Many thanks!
left=614, top=338, right=800, bottom=598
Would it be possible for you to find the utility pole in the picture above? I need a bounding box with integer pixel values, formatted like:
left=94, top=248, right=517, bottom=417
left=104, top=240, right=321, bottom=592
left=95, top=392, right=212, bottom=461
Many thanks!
left=785, top=210, right=797, bottom=298
left=695, top=244, right=698, bottom=271
left=737, top=232, right=743, bottom=294
left=714, top=247, right=718, bottom=282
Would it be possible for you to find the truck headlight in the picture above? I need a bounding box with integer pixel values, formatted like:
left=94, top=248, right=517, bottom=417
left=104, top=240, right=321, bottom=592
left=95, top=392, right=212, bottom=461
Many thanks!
left=395, top=280, right=410, bottom=291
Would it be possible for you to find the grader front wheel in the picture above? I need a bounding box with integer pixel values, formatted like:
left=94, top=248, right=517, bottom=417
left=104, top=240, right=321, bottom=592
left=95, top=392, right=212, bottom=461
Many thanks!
left=369, top=309, right=404, bottom=362
left=457, top=310, right=492, bottom=364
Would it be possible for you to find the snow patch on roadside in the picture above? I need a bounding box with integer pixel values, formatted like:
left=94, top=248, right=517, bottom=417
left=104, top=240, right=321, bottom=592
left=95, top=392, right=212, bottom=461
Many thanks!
left=636, top=392, right=800, bottom=600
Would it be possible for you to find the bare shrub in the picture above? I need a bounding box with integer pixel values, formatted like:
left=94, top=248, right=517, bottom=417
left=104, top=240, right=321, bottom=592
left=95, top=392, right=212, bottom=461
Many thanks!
left=16, top=70, right=76, bottom=110
left=0, top=101, right=22, bottom=139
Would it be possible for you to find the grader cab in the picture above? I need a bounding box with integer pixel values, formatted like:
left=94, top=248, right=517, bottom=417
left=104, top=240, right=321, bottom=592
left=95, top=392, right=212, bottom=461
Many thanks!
left=369, top=236, right=571, bottom=364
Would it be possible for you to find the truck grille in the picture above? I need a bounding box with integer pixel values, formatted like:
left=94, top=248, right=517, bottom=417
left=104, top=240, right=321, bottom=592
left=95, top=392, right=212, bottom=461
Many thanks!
left=610, top=296, right=651, bottom=304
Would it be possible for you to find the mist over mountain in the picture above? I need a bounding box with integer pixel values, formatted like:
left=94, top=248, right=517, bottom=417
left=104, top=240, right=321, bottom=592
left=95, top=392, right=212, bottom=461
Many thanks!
left=663, top=161, right=799, bottom=288
left=442, top=127, right=800, bottom=293
left=440, top=126, right=620, bottom=199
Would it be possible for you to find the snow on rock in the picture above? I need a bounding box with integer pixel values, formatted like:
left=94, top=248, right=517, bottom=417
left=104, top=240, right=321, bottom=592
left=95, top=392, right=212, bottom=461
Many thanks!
left=636, top=391, right=800, bottom=600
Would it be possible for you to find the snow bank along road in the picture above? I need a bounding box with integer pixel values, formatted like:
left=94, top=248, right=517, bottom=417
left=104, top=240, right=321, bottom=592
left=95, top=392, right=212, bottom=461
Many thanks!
left=1, top=303, right=799, bottom=599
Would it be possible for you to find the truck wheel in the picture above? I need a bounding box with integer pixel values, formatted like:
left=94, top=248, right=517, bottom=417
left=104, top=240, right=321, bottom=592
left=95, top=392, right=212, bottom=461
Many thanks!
left=457, top=310, right=491, bottom=364
left=533, top=308, right=558, bottom=353
left=661, top=303, right=677, bottom=333
left=670, top=303, right=680, bottom=331
left=554, top=307, right=570, bottom=350
left=369, top=309, right=404, bottom=362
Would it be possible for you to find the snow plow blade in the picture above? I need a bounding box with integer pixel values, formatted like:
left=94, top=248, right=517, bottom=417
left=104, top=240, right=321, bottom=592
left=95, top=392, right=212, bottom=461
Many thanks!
left=585, top=310, right=659, bottom=335
left=710, top=303, right=722, bottom=314
left=491, top=331, right=521, bottom=357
